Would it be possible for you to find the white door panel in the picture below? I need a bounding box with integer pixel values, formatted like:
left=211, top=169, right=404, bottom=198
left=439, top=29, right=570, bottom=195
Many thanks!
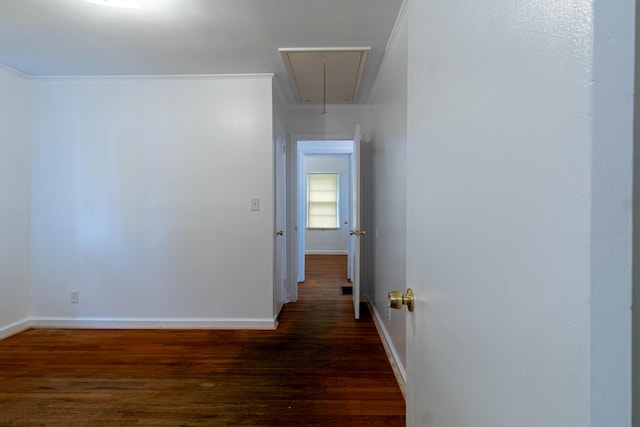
left=274, top=129, right=286, bottom=315
left=351, top=125, right=362, bottom=320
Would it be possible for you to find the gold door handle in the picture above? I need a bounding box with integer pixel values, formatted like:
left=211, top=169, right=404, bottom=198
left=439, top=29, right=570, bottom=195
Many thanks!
left=349, top=230, right=366, bottom=236
left=388, top=288, right=414, bottom=312
left=276, top=230, right=284, bottom=236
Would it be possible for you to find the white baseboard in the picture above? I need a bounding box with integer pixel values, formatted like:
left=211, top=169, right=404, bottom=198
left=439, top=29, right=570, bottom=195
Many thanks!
left=29, top=317, right=278, bottom=330
left=367, top=301, right=407, bottom=400
left=304, top=250, right=348, bottom=255
left=0, top=318, right=31, bottom=340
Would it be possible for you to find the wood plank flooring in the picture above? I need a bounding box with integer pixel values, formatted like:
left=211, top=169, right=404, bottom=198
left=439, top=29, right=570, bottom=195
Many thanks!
left=0, top=255, right=405, bottom=426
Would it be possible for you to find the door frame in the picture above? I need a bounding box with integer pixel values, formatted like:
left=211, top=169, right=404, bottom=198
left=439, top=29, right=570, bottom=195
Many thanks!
left=273, top=119, right=287, bottom=316
left=633, top=1, right=640, bottom=419
left=286, top=133, right=354, bottom=303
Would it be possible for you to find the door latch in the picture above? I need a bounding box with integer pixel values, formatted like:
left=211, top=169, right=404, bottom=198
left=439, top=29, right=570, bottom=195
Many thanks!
left=388, top=288, right=414, bottom=312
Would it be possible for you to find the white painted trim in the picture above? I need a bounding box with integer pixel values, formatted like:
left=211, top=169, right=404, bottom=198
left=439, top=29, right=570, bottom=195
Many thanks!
left=0, top=65, right=275, bottom=82
left=297, top=145, right=307, bottom=283
left=298, top=140, right=354, bottom=154
left=367, top=301, right=407, bottom=400
left=32, top=73, right=274, bottom=81
left=288, top=129, right=357, bottom=142
left=279, top=48, right=370, bottom=104
left=385, top=0, right=409, bottom=54
left=30, top=317, right=278, bottom=330
left=0, top=63, right=32, bottom=79
left=286, top=135, right=300, bottom=302
left=278, top=47, right=371, bottom=53
left=0, top=318, right=31, bottom=340
left=305, top=250, right=349, bottom=255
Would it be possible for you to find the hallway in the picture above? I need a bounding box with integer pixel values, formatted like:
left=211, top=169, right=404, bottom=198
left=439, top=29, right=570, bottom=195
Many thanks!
left=0, top=255, right=404, bottom=426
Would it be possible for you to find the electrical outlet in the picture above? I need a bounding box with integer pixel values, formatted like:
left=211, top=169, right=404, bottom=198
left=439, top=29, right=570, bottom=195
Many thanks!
left=71, top=290, right=79, bottom=304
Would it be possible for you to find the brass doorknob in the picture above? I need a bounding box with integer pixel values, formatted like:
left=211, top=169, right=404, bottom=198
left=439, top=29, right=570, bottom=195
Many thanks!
left=276, top=230, right=284, bottom=236
left=388, top=288, right=414, bottom=312
left=349, top=230, right=366, bottom=236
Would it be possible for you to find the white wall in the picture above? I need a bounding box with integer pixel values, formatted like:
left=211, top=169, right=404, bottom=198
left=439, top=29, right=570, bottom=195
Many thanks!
left=286, top=104, right=368, bottom=138
left=366, top=5, right=408, bottom=385
left=0, top=66, right=32, bottom=338
left=304, top=155, right=350, bottom=254
left=30, top=75, right=276, bottom=328
left=405, top=0, right=614, bottom=425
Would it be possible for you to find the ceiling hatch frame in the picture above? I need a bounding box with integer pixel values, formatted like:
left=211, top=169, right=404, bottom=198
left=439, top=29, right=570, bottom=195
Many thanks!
left=279, top=47, right=371, bottom=104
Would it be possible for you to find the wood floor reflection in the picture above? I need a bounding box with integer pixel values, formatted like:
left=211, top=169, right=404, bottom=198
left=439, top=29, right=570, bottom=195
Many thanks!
left=0, top=254, right=405, bottom=426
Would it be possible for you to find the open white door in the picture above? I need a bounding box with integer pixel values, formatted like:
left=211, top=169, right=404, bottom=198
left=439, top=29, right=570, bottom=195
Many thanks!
left=274, top=128, right=286, bottom=314
left=350, top=125, right=362, bottom=319
left=296, top=145, right=305, bottom=284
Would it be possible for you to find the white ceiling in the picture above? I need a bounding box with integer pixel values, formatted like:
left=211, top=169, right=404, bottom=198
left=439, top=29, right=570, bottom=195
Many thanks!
left=0, top=0, right=404, bottom=103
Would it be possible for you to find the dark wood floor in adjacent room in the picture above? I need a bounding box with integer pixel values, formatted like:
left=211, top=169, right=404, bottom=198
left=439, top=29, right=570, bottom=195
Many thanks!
left=0, top=255, right=405, bottom=426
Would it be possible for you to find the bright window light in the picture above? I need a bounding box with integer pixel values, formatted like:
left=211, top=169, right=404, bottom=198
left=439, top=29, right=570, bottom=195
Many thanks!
left=85, top=0, right=142, bottom=9
left=307, top=173, right=340, bottom=229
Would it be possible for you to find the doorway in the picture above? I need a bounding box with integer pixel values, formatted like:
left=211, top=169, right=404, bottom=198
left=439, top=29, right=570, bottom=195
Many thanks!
left=285, top=137, right=354, bottom=304
left=301, top=153, right=351, bottom=275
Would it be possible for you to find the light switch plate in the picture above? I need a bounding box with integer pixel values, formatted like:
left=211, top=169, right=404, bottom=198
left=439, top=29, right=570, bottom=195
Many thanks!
left=250, top=197, right=260, bottom=211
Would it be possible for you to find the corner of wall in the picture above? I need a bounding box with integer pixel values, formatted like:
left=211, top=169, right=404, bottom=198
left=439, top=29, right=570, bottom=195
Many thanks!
left=0, top=64, right=33, bottom=336
left=367, top=300, right=406, bottom=400
left=0, top=318, right=31, bottom=341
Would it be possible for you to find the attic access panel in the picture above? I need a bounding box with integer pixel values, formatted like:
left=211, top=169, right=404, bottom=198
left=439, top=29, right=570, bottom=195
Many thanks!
left=279, top=48, right=370, bottom=104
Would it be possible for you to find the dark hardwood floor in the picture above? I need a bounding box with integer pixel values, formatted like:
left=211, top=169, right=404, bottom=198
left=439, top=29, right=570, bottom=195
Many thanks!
left=0, top=254, right=405, bottom=426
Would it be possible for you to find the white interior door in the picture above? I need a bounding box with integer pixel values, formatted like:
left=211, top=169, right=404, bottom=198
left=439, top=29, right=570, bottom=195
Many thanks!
left=350, top=125, right=362, bottom=319
left=296, top=144, right=305, bottom=284
left=274, top=130, right=286, bottom=314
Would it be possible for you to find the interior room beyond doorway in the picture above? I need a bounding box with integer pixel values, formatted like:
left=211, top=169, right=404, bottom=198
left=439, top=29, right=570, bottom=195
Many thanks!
left=295, top=140, right=354, bottom=285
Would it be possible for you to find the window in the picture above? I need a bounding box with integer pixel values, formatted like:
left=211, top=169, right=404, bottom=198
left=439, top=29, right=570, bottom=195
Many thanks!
left=307, top=173, right=339, bottom=228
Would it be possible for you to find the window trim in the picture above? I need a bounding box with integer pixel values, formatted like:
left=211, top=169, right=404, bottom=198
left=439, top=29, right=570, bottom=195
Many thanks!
left=306, top=172, right=340, bottom=229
